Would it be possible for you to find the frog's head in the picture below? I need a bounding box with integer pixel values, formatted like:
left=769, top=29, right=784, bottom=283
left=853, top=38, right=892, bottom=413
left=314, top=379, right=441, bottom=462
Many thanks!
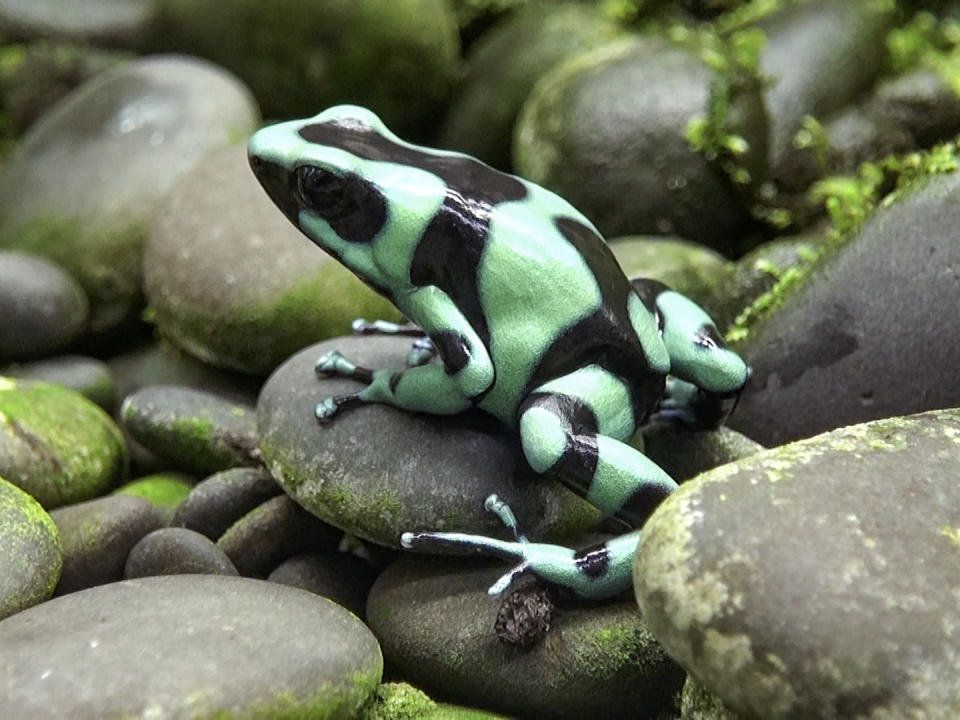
left=247, top=105, right=444, bottom=293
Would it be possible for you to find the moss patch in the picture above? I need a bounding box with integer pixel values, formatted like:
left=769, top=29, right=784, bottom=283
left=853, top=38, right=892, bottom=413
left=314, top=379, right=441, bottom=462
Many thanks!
left=113, top=474, right=193, bottom=509
left=888, top=11, right=960, bottom=98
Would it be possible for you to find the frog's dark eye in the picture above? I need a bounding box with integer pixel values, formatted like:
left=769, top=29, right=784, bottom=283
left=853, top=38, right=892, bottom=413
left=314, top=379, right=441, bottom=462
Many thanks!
left=295, top=166, right=345, bottom=211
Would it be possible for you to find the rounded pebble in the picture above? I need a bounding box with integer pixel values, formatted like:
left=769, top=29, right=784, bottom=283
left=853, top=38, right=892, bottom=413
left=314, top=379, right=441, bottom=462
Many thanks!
left=2, top=354, right=115, bottom=411
left=124, top=527, right=238, bottom=578
left=0, top=575, right=382, bottom=718
left=268, top=551, right=378, bottom=618
left=172, top=466, right=280, bottom=540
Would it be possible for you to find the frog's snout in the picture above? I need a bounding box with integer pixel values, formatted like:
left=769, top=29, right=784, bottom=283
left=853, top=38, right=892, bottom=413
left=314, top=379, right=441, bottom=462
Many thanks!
left=248, top=152, right=300, bottom=224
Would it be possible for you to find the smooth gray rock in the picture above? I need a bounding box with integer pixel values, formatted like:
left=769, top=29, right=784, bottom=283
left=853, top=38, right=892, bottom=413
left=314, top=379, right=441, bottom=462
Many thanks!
left=367, top=555, right=684, bottom=719
left=641, top=426, right=764, bottom=484
left=871, top=69, right=960, bottom=148
left=0, top=55, right=260, bottom=333
left=0, top=476, right=61, bottom=620
left=0, top=0, right=157, bottom=47
left=514, top=35, right=767, bottom=253
left=3, top=354, right=115, bottom=410
left=172, top=466, right=280, bottom=540
left=145, top=143, right=400, bottom=375
left=0, top=575, right=382, bottom=718
left=268, top=551, right=378, bottom=619
left=124, top=527, right=238, bottom=578
left=120, top=385, right=260, bottom=475
left=217, top=494, right=341, bottom=578
left=0, top=251, right=88, bottom=361
left=732, top=169, right=960, bottom=446
left=51, top=494, right=164, bottom=594
left=257, top=336, right=604, bottom=549
left=636, top=409, right=960, bottom=719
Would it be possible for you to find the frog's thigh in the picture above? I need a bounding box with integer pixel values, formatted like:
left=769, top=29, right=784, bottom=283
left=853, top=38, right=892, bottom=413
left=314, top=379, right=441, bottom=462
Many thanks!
left=518, top=369, right=677, bottom=523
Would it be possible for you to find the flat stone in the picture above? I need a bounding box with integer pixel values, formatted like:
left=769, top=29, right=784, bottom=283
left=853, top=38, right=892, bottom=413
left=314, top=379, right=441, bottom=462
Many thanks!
left=635, top=408, right=960, bottom=718
left=0, top=377, right=127, bottom=509
left=172, top=466, right=280, bottom=540
left=0, top=252, right=88, bottom=361
left=0, top=575, right=382, bottom=718
left=257, top=335, right=603, bottom=549
left=51, top=494, right=164, bottom=594
left=125, top=527, right=238, bottom=578
left=367, top=555, right=684, bottom=719
left=120, top=385, right=260, bottom=475
left=0, top=476, right=61, bottom=620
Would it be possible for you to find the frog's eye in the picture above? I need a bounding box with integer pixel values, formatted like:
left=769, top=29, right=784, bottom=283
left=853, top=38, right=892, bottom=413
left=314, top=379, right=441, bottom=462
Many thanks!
left=295, top=166, right=345, bottom=212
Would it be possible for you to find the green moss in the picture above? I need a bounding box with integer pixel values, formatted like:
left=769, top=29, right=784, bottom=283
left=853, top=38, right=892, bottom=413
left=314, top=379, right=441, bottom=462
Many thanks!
left=113, top=474, right=193, bottom=509
left=576, top=620, right=657, bottom=678
left=360, top=683, right=437, bottom=720
left=888, top=12, right=960, bottom=97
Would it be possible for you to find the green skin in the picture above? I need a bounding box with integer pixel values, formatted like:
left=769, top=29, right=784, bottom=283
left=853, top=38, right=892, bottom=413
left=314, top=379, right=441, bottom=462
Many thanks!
left=248, top=105, right=749, bottom=600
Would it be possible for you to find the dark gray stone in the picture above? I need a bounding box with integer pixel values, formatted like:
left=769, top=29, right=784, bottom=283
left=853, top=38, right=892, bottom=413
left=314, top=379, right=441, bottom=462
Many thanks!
left=218, top=494, right=341, bottom=578
left=120, top=385, right=260, bottom=475
left=51, top=494, right=164, bottom=594
left=367, top=555, right=684, bottom=719
left=124, top=527, right=238, bottom=578
left=514, top=35, right=767, bottom=253
left=268, top=551, right=378, bottom=619
left=755, top=0, right=894, bottom=188
left=0, top=575, right=382, bottom=718
left=0, top=476, right=61, bottom=620
left=172, top=466, right=281, bottom=540
left=0, top=251, right=88, bottom=361
left=144, top=143, right=399, bottom=375
left=731, top=170, right=960, bottom=446
left=871, top=69, right=960, bottom=149
left=0, top=55, right=260, bottom=333
left=641, top=426, right=764, bottom=484
left=635, top=409, right=960, bottom=718
left=257, top=336, right=604, bottom=549
left=3, top=354, right=115, bottom=410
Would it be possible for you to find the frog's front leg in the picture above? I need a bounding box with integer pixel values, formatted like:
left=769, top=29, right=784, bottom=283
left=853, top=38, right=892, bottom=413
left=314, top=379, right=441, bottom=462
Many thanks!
left=404, top=365, right=677, bottom=599
left=314, top=286, right=494, bottom=421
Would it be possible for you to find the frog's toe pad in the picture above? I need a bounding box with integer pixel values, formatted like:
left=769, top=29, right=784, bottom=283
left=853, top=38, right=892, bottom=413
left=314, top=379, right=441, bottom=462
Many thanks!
left=314, top=398, right=340, bottom=423
left=314, top=350, right=348, bottom=377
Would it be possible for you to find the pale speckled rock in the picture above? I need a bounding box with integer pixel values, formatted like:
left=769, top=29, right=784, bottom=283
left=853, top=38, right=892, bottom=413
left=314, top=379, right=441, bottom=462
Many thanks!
left=217, top=494, right=341, bottom=577
left=51, top=494, right=164, bottom=594
left=514, top=35, right=767, bottom=253
left=2, top=355, right=115, bottom=411
left=681, top=677, right=744, bottom=720
left=172, top=466, right=280, bottom=540
left=367, top=555, right=684, bottom=719
left=124, top=527, right=238, bottom=578
left=120, top=385, right=260, bottom=475
left=635, top=409, right=960, bottom=719
left=257, top=335, right=604, bottom=549
left=0, top=252, right=88, bottom=361
left=0, top=55, right=260, bottom=333
left=0, top=476, right=61, bottom=620
left=145, top=143, right=401, bottom=375
left=731, top=170, right=960, bottom=446
left=0, top=575, right=382, bottom=718
left=0, top=377, right=127, bottom=509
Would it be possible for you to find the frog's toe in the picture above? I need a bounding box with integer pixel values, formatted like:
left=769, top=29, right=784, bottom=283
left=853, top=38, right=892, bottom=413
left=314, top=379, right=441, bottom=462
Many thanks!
left=315, top=350, right=347, bottom=377
left=315, top=397, right=341, bottom=423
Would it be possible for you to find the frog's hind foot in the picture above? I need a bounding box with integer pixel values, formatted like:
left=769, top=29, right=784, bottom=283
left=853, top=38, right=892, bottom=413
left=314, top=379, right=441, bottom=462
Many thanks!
left=314, top=350, right=374, bottom=382
left=314, top=393, right=365, bottom=423
left=351, top=318, right=426, bottom=338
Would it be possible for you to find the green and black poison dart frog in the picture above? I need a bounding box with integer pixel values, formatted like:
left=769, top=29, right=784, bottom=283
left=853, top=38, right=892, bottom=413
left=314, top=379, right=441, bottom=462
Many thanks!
left=248, top=105, right=749, bottom=601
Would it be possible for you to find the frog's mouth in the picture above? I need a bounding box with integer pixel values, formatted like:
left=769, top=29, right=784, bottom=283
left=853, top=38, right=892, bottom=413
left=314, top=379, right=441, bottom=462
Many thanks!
left=248, top=154, right=301, bottom=226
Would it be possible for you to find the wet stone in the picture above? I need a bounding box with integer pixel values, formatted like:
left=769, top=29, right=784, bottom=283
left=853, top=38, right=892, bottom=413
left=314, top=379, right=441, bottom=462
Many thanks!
left=124, top=527, right=238, bottom=578
left=218, top=494, right=341, bottom=578
left=635, top=409, right=960, bottom=719
left=0, top=55, right=260, bottom=333
left=120, top=385, right=260, bottom=475
left=51, top=494, right=164, bottom=595
left=0, top=377, right=127, bottom=509
left=172, top=466, right=281, bottom=540
left=0, top=476, right=61, bottom=621
left=2, top=355, right=115, bottom=411
left=0, top=575, right=382, bottom=718
left=268, top=551, right=378, bottom=619
left=145, top=143, right=400, bottom=375
left=514, top=34, right=767, bottom=253
left=367, top=555, right=684, bottom=719
left=732, top=169, right=960, bottom=446
left=0, top=251, right=88, bottom=361
left=257, top=335, right=603, bottom=549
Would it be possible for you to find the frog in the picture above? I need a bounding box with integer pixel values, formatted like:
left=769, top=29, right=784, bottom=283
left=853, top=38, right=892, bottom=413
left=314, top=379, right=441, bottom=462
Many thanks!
left=247, top=105, right=749, bottom=601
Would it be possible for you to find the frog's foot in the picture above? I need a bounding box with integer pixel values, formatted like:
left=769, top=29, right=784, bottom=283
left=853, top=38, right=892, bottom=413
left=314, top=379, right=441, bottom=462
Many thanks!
left=655, top=376, right=744, bottom=430
left=314, top=350, right=375, bottom=383
left=351, top=318, right=426, bottom=338
left=400, top=494, right=638, bottom=600
left=406, top=336, right=436, bottom=367
left=314, top=394, right=367, bottom=423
